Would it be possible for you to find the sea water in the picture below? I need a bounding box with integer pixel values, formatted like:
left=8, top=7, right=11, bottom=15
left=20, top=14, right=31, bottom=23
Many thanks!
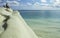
left=20, top=10, right=60, bottom=38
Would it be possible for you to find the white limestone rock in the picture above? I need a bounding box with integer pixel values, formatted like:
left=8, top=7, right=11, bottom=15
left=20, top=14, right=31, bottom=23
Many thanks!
left=0, top=8, right=40, bottom=38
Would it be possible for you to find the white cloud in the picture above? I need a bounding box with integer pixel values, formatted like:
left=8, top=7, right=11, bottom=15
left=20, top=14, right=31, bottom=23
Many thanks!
left=14, top=0, right=21, bottom=1
left=33, top=2, right=40, bottom=6
left=40, top=3, right=49, bottom=6
left=55, top=0, right=60, bottom=4
left=6, top=1, right=20, bottom=6
left=33, top=2, right=50, bottom=7
left=27, top=2, right=32, bottom=6
left=55, top=0, right=60, bottom=2
left=20, top=5, right=60, bottom=10
left=41, top=0, right=47, bottom=3
left=53, top=0, right=60, bottom=7
left=8, top=0, right=60, bottom=10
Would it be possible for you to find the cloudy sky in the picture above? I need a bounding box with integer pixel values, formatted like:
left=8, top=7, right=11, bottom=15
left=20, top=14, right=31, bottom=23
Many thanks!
left=0, top=0, right=60, bottom=10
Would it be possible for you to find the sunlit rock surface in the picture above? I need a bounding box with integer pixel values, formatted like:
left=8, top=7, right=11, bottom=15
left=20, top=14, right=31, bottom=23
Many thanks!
left=0, top=7, right=40, bottom=38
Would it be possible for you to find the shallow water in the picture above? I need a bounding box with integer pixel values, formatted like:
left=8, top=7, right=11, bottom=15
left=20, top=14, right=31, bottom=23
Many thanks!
left=20, top=10, right=60, bottom=38
left=24, top=18, right=60, bottom=38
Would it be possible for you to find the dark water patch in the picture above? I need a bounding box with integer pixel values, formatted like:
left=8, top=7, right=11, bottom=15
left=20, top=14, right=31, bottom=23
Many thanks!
left=19, top=10, right=60, bottom=19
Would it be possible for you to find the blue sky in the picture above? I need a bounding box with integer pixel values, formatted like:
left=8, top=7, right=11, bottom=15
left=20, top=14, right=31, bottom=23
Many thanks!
left=0, top=0, right=60, bottom=10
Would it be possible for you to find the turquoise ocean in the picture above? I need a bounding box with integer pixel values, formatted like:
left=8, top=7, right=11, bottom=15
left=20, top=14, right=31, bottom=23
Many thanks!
left=20, top=10, right=60, bottom=38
